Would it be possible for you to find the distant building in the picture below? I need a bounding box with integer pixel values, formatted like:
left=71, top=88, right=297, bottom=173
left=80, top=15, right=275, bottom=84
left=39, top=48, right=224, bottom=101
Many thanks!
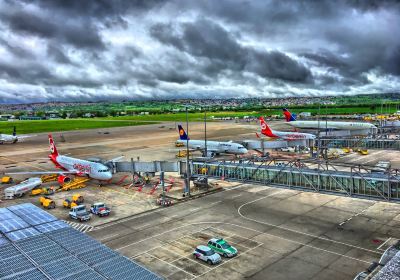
left=20, top=116, right=43, bottom=120
left=299, top=112, right=312, bottom=117
left=0, top=114, right=15, bottom=120
left=45, top=111, right=61, bottom=119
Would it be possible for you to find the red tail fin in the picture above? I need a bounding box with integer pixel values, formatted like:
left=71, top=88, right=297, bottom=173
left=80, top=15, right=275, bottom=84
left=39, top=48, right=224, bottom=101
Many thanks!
left=259, top=117, right=277, bottom=137
left=48, top=134, right=58, bottom=156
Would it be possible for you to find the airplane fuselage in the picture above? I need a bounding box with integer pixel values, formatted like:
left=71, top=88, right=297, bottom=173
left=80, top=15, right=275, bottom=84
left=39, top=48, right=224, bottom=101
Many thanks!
left=286, top=121, right=377, bottom=131
left=0, top=134, right=18, bottom=144
left=268, top=130, right=316, bottom=140
left=51, top=155, right=112, bottom=180
left=176, top=139, right=248, bottom=155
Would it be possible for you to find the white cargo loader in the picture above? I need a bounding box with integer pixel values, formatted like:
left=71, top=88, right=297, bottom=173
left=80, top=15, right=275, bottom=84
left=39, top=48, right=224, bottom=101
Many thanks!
left=4, top=177, right=42, bottom=199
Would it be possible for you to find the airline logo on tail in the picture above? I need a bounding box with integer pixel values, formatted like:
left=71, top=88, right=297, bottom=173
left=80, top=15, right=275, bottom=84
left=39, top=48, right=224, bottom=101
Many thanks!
left=259, top=117, right=277, bottom=138
left=283, top=108, right=297, bottom=122
left=48, top=134, right=58, bottom=156
left=177, top=125, right=189, bottom=140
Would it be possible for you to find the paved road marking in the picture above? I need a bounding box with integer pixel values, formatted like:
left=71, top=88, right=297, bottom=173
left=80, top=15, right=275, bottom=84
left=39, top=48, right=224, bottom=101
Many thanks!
left=117, top=221, right=373, bottom=266
left=338, top=209, right=368, bottom=227
left=98, top=233, right=120, bottom=241
left=63, top=220, right=94, bottom=233
left=192, top=243, right=264, bottom=279
left=143, top=252, right=198, bottom=278
left=237, top=190, right=382, bottom=255
left=377, top=237, right=392, bottom=251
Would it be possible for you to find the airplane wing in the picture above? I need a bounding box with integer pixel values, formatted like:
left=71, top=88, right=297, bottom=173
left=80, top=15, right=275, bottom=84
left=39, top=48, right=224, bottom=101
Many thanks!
left=5, top=171, right=77, bottom=175
left=17, top=135, right=37, bottom=139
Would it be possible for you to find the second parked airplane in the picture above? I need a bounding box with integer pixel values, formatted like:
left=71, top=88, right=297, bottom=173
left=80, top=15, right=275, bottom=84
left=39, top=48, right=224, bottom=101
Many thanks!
left=258, top=117, right=316, bottom=140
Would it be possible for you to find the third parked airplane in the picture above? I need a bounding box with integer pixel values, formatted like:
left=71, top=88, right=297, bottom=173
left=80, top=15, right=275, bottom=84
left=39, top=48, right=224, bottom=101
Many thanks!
left=283, top=108, right=377, bottom=132
left=258, top=117, right=316, bottom=140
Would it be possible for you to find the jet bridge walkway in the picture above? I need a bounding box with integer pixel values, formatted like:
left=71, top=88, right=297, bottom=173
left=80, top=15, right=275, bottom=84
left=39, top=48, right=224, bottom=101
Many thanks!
left=318, top=138, right=400, bottom=150
left=187, top=159, right=400, bottom=202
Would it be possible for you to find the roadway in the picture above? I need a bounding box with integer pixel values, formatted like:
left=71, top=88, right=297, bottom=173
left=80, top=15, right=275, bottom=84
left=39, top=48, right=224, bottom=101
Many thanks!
left=89, top=183, right=400, bottom=280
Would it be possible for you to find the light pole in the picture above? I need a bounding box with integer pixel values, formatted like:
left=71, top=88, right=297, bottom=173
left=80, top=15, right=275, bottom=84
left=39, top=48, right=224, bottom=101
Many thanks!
left=204, top=110, right=207, bottom=157
left=185, top=107, right=190, bottom=197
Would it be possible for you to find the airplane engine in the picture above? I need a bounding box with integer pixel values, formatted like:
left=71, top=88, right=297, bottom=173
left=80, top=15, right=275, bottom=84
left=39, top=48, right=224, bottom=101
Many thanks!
left=58, top=175, right=71, bottom=185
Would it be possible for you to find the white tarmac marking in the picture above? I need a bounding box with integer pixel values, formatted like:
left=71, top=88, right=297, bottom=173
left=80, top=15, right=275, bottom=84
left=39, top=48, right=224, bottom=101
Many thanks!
left=192, top=243, right=264, bottom=279
left=143, top=252, right=198, bottom=278
left=338, top=208, right=368, bottom=227
left=231, top=194, right=243, bottom=199
left=118, top=221, right=373, bottom=266
left=377, top=237, right=392, bottom=251
left=94, top=191, right=224, bottom=231
left=135, top=223, right=152, bottom=230
left=237, top=190, right=381, bottom=255
left=170, top=252, right=211, bottom=270
left=98, top=233, right=120, bottom=242
left=124, top=226, right=212, bottom=255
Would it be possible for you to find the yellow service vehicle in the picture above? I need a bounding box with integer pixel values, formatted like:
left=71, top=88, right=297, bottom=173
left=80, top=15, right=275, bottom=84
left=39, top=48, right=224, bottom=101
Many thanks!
left=40, top=174, right=58, bottom=183
left=175, top=142, right=184, bottom=147
left=358, top=149, right=369, bottom=155
left=342, top=147, right=351, bottom=153
left=176, top=150, right=192, bottom=158
left=63, top=194, right=84, bottom=208
left=1, top=176, right=13, bottom=184
left=31, top=186, right=56, bottom=196
left=39, top=196, right=55, bottom=209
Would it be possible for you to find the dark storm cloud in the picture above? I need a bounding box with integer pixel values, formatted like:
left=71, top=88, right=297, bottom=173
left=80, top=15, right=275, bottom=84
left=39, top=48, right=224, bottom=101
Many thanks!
left=47, top=44, right=72, bottom=64
left=0, top=0, right=399, bottom=103
left=150, top=19, right=312, bottom=83
left=2, top=10, right=105, bottom=49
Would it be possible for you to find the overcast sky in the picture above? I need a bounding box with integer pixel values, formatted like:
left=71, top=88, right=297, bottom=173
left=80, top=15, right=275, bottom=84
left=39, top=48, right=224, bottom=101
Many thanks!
left=0, top=0, right=399, bottom=103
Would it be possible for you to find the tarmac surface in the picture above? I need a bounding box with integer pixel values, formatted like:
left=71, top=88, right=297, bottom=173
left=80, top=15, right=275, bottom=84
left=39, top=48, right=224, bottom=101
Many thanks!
left=1, top=121, right=400, bottom=279
left=89, top=183, right=400, bottom=280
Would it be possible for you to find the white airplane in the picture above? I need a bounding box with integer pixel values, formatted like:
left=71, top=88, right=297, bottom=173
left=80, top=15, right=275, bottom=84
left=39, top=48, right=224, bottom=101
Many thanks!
left=283, top=109, right=377, bottom=131
left=176, top=125, right=248, bottom=157
left=7, top=134, right=118, bottom=182
left=258, top=117, right=316, bottom=140
left=0, top=126, right=34, bottom=144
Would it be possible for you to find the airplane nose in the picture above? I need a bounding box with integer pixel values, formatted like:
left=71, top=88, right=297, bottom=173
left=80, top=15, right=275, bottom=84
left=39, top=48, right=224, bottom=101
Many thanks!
left=105, top=172, right=112, bottom=180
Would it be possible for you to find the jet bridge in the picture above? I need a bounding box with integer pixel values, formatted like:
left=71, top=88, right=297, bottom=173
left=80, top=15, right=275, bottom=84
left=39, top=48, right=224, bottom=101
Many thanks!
left=318, top=138, right=400, bottom=150
left=114, top=160, right=179, bottom=174
left=186, top=159, right=400, bottom=202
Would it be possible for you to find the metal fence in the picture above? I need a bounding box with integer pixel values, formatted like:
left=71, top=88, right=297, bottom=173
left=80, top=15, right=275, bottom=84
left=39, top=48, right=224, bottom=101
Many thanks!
left=191, top=161, right=400, bottom=202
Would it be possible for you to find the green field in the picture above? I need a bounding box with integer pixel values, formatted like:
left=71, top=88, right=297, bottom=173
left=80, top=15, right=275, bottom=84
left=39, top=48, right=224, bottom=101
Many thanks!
left=104, top=111, right=261, bottom=121
left=0, top=119, right=157, bottom=134
left=0, top=105, right=394, bottom=134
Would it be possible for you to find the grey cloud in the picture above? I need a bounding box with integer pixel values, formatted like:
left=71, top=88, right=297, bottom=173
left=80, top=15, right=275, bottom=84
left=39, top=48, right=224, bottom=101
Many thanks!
left=1, top=8, right=105, bottom=50
left=0, top=0, right=399, bottom=103
left=150, top=19, right=312, bottom=83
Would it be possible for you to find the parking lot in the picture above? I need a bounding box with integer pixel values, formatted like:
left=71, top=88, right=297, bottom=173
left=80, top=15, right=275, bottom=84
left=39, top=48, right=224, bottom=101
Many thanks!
left=131, top=226, right=262, bottom=279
